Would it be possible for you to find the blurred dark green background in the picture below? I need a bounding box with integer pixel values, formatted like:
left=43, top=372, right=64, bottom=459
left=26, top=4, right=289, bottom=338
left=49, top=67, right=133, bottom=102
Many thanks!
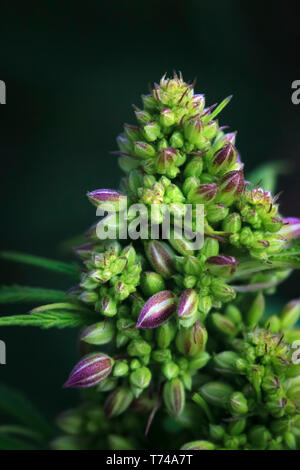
left=0, top=0, right=299, bottom=420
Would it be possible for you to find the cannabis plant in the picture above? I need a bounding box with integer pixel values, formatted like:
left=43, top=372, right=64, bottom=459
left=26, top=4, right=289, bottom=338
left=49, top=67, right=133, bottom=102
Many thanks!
left=1, top=73, right=300, bottom=450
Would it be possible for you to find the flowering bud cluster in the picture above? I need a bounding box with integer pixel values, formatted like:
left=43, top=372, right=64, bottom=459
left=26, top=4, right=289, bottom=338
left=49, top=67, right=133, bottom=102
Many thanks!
left=60, top=74, right=300, bottom=449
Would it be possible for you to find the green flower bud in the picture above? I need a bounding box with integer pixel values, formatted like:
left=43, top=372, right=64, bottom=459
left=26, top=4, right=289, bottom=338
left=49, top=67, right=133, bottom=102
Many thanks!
left=239, top=226, right=254, bottom=247
left=188, top=183, right=218, bottom=204
left=143, top=121, right=161, bottom=142
left=181, top=440, right=215, bottom=450
left=156, top=318, right=177, bottom=348
left=228, top=391, right=248, bottom=416
left=130, top=367, right=152, bottom=390
left=104, top=387, right=134, bottom=418
left=222, top=212, right=242, bottom=233
left=210, top=313, right=238, bottom=336
left=198, top=295, right=212, bottom=315
left=284, top=431, right=297, bottom=450
left=249, top=425, right=272, bottom=449
left=209, top=424, right=225, bottom=441
left=201, top=237, right=219, bottom=257
left=265, top=315, right=281, bottom=333
left=79, top=290, right=99, bottom=304
left=206, top=255, right=238, bottom=278
left=162, top=361, right=179, bottom=379
left=152, top=348, right=172, bottom=363
left=160, top=108, right=176, bottom=127
left=113, top=361, right=129, bottom=377
left=210, top=278, right=236, bottom=302
left=216, top=170, right=244, bottom=206
left=225, top=304, right=242, bottom=326
left=210, top=143, right=237, bottom=175
left=183, top=156, right=203, bottom=178
left=170, top=131, right=184, bottom=148
left=127, top=339, right=151, bottom=357
left=214, top=351, right=241, bottom=373
left=280, top=299, right=300, bottom=329
left=169, top=232, right=195, bottom=256
left=130, top=359, right=141, bottom=370
left=97, top=377, right=118, bottom=392
left=188, top=351, right=211, bottom=370
left=199, top=381, right=234, bottom=408
left=182, top=176, right=200, bottom=196
left=163, top=378, right=185, bottom=417
left=183, top=116, right=207, bottom=148
left=140, top=271, right=166, bottom=296
left=228, top=417, right=247, bottom=436
left=96, top=295, right=117, bottom=317
left=80, top=321, right=115, bottom=345
left=246, top=293, right=265, bottom=327
left=203, top=120, right=218, bottom=140
left=176, top=323, right=208, bottom=357
left=206, top=203, right=229, bottom=223
left=133, top=141, right=156, bottom=159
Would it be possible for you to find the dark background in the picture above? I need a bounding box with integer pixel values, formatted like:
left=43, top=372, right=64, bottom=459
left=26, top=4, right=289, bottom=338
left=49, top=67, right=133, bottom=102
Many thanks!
left=0, top=0, right=299, bottom=420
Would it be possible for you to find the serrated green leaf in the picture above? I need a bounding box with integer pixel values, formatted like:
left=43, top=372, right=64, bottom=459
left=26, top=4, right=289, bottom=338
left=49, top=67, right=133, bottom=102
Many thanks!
left=0, top=309, right=98, bottom=329
left=0, top=385, right=54, bottom=441
left=0, top=251, right=80, bottom=278
left=0, top=285, right=69, bottom=304
left=247, top=161, right=287, bottom=193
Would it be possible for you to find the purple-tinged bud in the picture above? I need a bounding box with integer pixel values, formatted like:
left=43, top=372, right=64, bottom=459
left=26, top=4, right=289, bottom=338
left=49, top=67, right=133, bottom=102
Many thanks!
left=206, top=255, right=238, bottom=278
left=203, top=120, right=218, bottom=140
left=176, top=322, right=207, bottom=357
left=87, top=189, right=127, bottom=211
left=216, top=170, right=245, bottom=205
left=104, top=387, right=133, bottom=418
left=188, top=183, right=218, bottom=204
left=145, top=240, right=175, bottom=279
left=177, top=288, right=199, bottom=320
left=95, top=296, right=117, bottom=317
left=134, top=108, right=152, bottom=125
left=142, top=94, right=157, bottom=111
left=136, top=290, right=176, bottom=329
left=190, top=94, right=205, bottom=113
left=63, top=353, right=113, bottom=389
left=280, top=218, right=300, bottom=241
left=133, top=141, right=156, bottom=159
left=210, top=143, right=237, bottom=175
left=117, top=133, right=132, bottom=153
left=74, top=242, right=95, bottom=259
left=78, top=290, right=99, bottom=304
left=206, top=203, right=229, bottom=223
left=160, top=108, right=176, bottom=127
left=124, top=123, right=142, bottom=141
left=163, top=378, right=185, bottom=417
left=80, top=321, right=115, bottom=345
left=156, top=147, right=179, bottom=177
left=183, top=116, right=207, bottom=148
left=143, top=120, right=161, bottom=142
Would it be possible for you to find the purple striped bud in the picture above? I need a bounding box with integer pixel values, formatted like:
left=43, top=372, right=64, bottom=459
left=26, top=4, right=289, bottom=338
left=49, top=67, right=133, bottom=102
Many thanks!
left=280, top=218, right=300, bottom=241
left=163, top=378, right=185, bottom=417
left=87, top=189, right=127, bottom=211
left=136, top=290, right=176, bottom=329
left=104, top=387, right=134, bottom=418
left=145, top=240, right=175, bottom=279
left=156, top=147, right=178, bottom=176
left=74, top=242, right=95, bottom=259
left=216, top=170, right=244, bottom=205
left=63, top=353, right=113, bottom=389
left=183, top=116, right=207, bottom=147
left=177, top=289, right=199, bottom=320
left=133, top=141, right=156, bottom=159
left=160, top=108, right=176, bottom=127
left=210, top=143, right=237, bottom=175
left=176, top=322, right=208, bottom=357
left=206, top=255, right=238, bottom=278
left=188, top=183, right=218, bottom=204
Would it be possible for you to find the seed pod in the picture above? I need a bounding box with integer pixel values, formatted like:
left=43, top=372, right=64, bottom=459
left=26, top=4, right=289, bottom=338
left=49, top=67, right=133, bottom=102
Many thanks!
left=145, top=240, right=175, bottom=279
left=130, top=367, right=152, bottom=390
left=188, top=183, right=218, bottom=204
left=140, top=271, right=166, bottom=296
left=136, top=290, right=176, bottom=329
left=206, top=255, right=238, bottom=278
left=210, top=143, right=237, bottom=175
left=216, top=170, right=244, bottom=205
left=104, top=387, right=133, bottom=418
left=177, top=288, right=199, bottom=320
left=63, top=353, right=113, bottom=389
left=176, top=323, right=207, bottom=357
left=163, top=378, right=185, bottom=417
left=87, top=189, right=127, bottom=211
left=199, top=381, right=234, bottom=408
left=80, top=321, right=115, bottom=345
left=228, top=391, right=248, bottom=416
